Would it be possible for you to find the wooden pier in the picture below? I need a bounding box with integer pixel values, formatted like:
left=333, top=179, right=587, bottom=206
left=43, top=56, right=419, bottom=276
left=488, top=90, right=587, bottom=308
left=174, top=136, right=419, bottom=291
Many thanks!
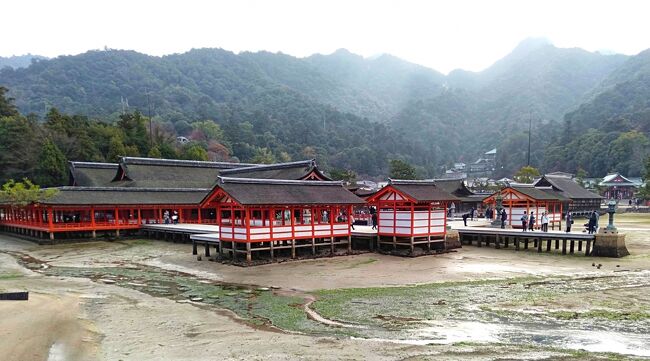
left=457, top=227, right=596, bottom=256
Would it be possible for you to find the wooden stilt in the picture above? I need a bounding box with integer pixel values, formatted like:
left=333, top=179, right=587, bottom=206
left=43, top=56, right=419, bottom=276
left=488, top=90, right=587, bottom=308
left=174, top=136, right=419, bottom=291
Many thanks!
left=192, top=241, right=197, bottom=255
left=578, top=241, right=583, bottom=252
left=524, top=238, right=529, bottom=250
left=204, top=243, right=210, bottom=257
left=311, top=237, right=316, bottom=255
left=291, top=239, right=296, bottom=259
left=495, top=234, right=500, bottom=249
left=555, top=239, right=559, bottom=250
left=537, top=237, right=542, bottom=253
left=246, top=242, right=251, bottom=263
left=570, top=240, right=575, bottom=254
left=562, top=239, right=567, bottom=255
left=546, top=238, right=552, bottom=252
left=270, top=241, right=275, bottom=260
left=585, top=239, right=591, bottom=256
left=347, top=235, right=352, bottom=253
left=410, top=237, right=414, bottom=254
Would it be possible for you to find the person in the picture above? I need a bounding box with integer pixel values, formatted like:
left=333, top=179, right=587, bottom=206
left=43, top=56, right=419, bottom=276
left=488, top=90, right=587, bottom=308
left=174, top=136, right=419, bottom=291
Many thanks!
left=485, top=207, right=492, bottom=220
left=541, top=212, right=549, bottom=232
left=588, top=211, right=598, bottom=234
left=462, top=213, right=469, bottom=227
left=171, top=210, right=179, bottom=224
left=163, top=210, right=170, bottom=224
left=594, top=210, right=600, bottom=232
left=565, top=211, right=573, bottom=233
left=371, top=212, right=377, bottom=230
left=500, top=208, right=507, bottom=229
left=521, top=211, right=528, bottom=231
left=470, top=207, right=475, bottom=221
left=529, top=211, right=535, bottom=231
left=350, top=212, right=355, bottom=230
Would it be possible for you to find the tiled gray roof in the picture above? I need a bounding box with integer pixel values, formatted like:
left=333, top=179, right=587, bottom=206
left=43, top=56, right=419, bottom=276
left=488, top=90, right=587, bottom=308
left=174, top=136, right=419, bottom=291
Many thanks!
left=69, top=162, right=119, bottom=186
left=388, top=179, right=459, bottom=202
left=209, top=177, right=365, bottom=206
left=535, top=175, right=602, bottom=200
left=41, top=187, right=209, bottom=205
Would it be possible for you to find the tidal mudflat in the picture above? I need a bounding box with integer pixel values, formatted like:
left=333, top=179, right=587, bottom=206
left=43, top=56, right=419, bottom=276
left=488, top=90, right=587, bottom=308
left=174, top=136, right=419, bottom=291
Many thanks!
left=1, top=213, right=649, bottom=360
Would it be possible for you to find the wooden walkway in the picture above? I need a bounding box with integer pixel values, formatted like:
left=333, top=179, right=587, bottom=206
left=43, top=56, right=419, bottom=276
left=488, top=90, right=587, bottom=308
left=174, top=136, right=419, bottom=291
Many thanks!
left=456, top=227, right=596, bottom=256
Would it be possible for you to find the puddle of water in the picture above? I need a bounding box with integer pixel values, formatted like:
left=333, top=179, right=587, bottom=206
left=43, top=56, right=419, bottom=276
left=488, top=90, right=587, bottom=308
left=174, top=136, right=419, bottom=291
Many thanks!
left=47, top=341, right=65, bottom=361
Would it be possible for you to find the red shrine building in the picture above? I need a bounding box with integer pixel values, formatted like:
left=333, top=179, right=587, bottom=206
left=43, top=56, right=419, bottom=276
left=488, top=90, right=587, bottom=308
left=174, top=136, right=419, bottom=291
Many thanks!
left=365, top=179, right=458, bottom=253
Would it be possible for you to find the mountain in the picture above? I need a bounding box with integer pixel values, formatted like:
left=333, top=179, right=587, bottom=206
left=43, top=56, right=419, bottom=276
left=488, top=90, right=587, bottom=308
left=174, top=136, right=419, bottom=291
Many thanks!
left=396, top=38, right=631, bottom=175
left=0, top=54, right=48, bottom=69
left=543, top=49, right=650, bottom=177
left=0, top=41, right=648, bottom=179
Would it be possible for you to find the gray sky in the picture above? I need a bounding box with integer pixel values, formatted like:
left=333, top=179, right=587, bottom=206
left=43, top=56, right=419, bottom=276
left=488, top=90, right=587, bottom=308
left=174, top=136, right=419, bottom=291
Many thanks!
left=4, top=0, right=649, bottom=73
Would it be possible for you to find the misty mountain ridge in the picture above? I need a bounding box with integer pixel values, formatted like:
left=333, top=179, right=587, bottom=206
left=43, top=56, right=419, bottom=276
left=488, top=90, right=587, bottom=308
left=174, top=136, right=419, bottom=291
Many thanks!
left=0, top=38, right=648, bottom=177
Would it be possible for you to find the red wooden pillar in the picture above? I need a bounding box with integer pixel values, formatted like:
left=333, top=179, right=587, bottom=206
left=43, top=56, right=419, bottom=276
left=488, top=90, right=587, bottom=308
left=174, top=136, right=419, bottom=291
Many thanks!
left=114, top=208, right=119, bottom=227
left=137, top=207, right=141, bottom=225
left=91, top=206, right=96, bottom=228
left=443, top=201, right=448, bottom=234
left=290, top=206, right=296, bottom=239
left=269, top=207, right=275, bottom=241
left=197, top=207, right=202, bottom=224
left=410, top=203, right=415, bottom=238
left=244, top=207, right=251, bottom=241
left=47, top=207, right=54, bottom=232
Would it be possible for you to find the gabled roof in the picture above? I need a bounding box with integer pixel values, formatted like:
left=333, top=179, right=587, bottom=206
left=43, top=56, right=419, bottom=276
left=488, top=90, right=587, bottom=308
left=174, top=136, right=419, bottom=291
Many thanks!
left=535, top=175, right=602, bottom=200
left=203, top=177, right=365, bottom=206
left=485, top=148, right=497, bottom=155
left=368, top=179, right=458, bottom=203
left=483, top=186, right=568, bottom=204
left=111, top=157, right=257, bottom=188
left=433, top=178, right=476, bottom=202
left=218, top=159, right=331, bottom=181
left=69, top=161, right=119, bottom=187
left=41, top=187, right=209, bottom=206
left=599, top=173, right=639, bottom=186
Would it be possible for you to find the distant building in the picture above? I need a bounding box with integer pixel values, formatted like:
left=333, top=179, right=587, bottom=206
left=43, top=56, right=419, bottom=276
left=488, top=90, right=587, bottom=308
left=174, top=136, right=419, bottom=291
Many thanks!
left=534, top=174, right=602, bottom=211
left=443, top=148, right=496, bottom=179
left=176, top=136, right=190, bottom=144
left=599, top=173, right=643, bottom=199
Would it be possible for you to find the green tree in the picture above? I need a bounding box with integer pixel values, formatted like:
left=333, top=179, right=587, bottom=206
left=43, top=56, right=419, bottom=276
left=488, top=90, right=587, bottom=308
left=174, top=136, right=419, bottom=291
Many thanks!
left=0, top=86, right=19, bottom=117
left=575, top=168, right=588, bottom=187
left=107, top=136, right=127, bottom=162
left=638, top=156, right=650, bottom=200
left=513, top=165, right=541, bottom=183
left=251, top=147, right=276, bottom=164
left=329, top=168, right=357, bottom=185
left=182, top=144, right=208, bottom=161
left=117, top=111, right=149, bottom=155
left=35, top=138, right=67, bottom=187
left=0, top=115, right=39, bottom=183
left=191, top=120, right=224, bottom=142
left=147, top=145, right=162, bottom=158
left=0, top=179, right=58, bottom=206
left=389, top=159, right=418, bottom=179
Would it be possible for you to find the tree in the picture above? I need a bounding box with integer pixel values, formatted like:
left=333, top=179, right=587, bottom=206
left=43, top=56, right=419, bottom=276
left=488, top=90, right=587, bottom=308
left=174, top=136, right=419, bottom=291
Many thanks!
left=147, top=145, right=162, bottom=158
left=575, top=168, right=588, bottom=187
left=389, top=159, right=418, bottom=179
left=0, top=86, right=19, bottom=117
left=251, top=147, right=276, bottom=164
left=191, top=120, right=224, bottom=142
left=329, top=168, right=357, bottom=185
left=35, top=138, right=67, bottom=187
left=0, top=179, right=58, bottom=206
left=181, top=144, right=208, bottom=161
left=107, top=136, right=126, bottom=162
left=638, top=156, right=650, bottom=200
left=513, top=166, right=541, bottom=184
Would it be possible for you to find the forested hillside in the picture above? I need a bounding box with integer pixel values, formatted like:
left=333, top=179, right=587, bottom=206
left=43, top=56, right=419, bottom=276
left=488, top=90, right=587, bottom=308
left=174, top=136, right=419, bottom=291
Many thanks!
left=0, top=39, right=649, bottom=181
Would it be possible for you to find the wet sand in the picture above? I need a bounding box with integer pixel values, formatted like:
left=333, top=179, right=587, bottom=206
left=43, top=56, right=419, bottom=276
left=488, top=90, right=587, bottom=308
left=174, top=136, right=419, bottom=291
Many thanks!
left=1, top=213, right=648, bottom=360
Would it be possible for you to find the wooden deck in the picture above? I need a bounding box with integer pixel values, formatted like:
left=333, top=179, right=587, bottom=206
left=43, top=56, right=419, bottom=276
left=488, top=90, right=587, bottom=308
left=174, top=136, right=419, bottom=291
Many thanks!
left=456, top=226, right=596, bottom=256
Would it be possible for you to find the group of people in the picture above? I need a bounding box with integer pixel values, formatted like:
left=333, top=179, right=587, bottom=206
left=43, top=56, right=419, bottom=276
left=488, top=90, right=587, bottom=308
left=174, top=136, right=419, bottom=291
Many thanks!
left=163, top=210, right=179, bottom=224
left=519, top=211, right=550, bottom=232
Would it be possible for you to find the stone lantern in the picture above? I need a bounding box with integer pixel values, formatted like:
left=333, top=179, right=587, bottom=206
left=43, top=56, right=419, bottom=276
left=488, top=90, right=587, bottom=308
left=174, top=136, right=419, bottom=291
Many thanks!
left=592, top=199, right=629, bottom=257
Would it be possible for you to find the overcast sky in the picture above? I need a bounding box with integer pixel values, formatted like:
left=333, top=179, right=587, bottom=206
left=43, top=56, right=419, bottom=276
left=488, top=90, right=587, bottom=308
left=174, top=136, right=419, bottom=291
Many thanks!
left=3, top=0, right=649, bottom=73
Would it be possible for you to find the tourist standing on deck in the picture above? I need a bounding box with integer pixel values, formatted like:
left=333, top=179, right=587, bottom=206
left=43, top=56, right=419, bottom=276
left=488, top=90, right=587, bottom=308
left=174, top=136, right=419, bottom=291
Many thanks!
left=469, top=207, right=475, bottom=221
left=500, top=209, right=507, bottom=229
left=462, top=213, right=469, bottom=227
left=588, top=211, right=598, bottom=234
left=565, top=211, right=573, bottom=232
left=521, top=211, right=528, bottom=231
left=349, top=212, right=355, bottom=230
left=163, top=210, right=170, bottom=224
left=528, top=211, right=535, bottom=231
left=541, top=212, right=549, bottom=232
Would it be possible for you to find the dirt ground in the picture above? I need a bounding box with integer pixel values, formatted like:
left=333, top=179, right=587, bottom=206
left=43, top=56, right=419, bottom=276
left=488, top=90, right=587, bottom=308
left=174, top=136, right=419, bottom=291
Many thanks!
left=1, top=213, right=649, bottom=361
